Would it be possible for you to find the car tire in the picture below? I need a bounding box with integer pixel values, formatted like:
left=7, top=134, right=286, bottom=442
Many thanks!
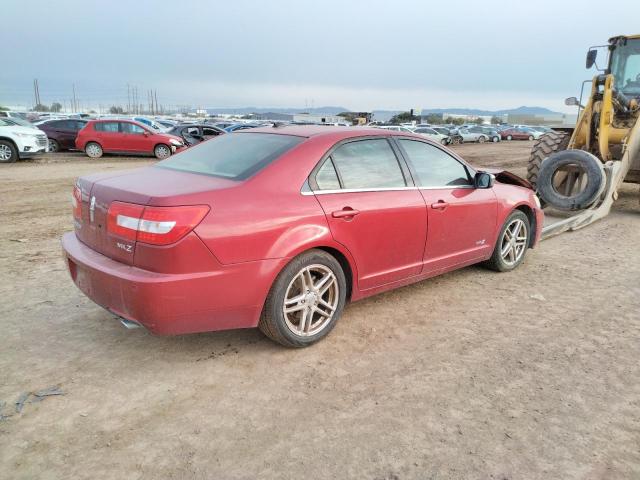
left=259, top=249, right=347, bottom=348
left=47, top=138, right=60, bottom=153
left=85, top=142, right=103, bottom=158
left=440, top=138, right=448, bottom=145
left=492, top=136, right=499, bottom=143
left=0, top=140, right=18, bottom=163
left=536, top=149, right=605, bottom=211
left=506, top=135, right=513, bottom=141
left=154, top=144, right=171, bottom=159
left=484, top=210, right=530, bottom=272
left=528, top=135, right=534, bottom=141
left=478, top=136, right=486, bottom=143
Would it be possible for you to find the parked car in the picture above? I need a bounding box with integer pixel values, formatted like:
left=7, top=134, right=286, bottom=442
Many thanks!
left=468, top=126, right=501, bottom=143
left=500, top=128, right=536, bottom=141
left=75, top=120, right=185, bottom=159
left=0, top=111, right=30, bottom=121
left=0, top=118, right=48, bottom=162
left=458, top=128, right=489, bottom=143
left=376, top=125, right=414, bottom=133
left=413, top=127, right=451, bottom=145
left=432, top=126, right=463, bottom=144
left=63, top=126, right=543, bottom=347
left=132, top=117, right=170, bottom=132
left=224, top=123, right=262, bottom=132
left=37, top=119, right=88, bottom=152
left=168, top=124, right=225, bottom=146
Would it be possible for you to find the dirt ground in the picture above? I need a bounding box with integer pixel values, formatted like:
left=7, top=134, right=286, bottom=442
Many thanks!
left=1, top=141, right=639, bottom=480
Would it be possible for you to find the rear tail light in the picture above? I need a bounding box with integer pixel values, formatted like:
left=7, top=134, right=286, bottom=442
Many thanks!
left=72, top=185, right=82, bottom=220
left=107, top=202, right=210, bottom=246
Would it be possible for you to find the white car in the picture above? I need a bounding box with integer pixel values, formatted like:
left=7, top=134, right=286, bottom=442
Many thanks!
left=0, top=118, right=48, bottom=163
left=376, top=125, right=414, bottom=133
left=458, top=128, right=489, bottom=143
left=413, top=127, right=451, bottom=145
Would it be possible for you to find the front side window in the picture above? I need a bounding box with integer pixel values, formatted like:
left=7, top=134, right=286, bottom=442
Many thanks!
left=157, top=132, right=303, bottom=180
left=95, top=122, right=119, bottom=132
left=398, top=139, right=472, bottom=188
left=329, top=139, right=406, bottom=189
left=121, top=122, right=146, bottom=134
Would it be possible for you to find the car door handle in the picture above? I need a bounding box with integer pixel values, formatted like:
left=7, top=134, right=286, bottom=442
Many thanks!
left=332, top=208, right=360, bottom=218
left=431, top=201, right=449, bottom=210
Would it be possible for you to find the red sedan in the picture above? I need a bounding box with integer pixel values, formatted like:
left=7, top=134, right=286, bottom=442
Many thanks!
left=62, top=126, right=543, bottom=347
left=76, top=119, right=185, bottom=159
left=500, top=128, right=536, bottom=141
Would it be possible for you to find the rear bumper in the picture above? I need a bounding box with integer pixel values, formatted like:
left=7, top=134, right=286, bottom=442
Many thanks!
left=62, top=232, right=280, bottom=335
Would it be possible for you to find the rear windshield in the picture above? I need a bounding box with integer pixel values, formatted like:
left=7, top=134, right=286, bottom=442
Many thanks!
left=156, top=132, right=303, bottom=180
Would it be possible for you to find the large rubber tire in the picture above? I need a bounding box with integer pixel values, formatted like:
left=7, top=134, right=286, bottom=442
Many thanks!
left=484, top=210, right=531, bottom=272
left=259, top=249, right=347, bottom=348
left=527, top=131, right=570, bottom=189
left=537, top=150, right=604, bottom=211
left=0, top=140, right=18, bottom=163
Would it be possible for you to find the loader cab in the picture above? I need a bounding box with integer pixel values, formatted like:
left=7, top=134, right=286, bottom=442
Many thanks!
left=607, top=37, right=640, bottom=97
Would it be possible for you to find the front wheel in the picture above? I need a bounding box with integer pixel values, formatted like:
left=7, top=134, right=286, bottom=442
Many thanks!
left=528, top=135, right=534, bottom=141
left=478, top=136, right=486, bottom=143
left=0, top=140, right=18, bottom=163
left=484, top=210, right=530, bottom=272
left=259, top=249, right=347, bottom=347
left=506, top=135, right=513, bottom=141
left=154, top=144, right=171, bottom=159
left=440, top=138, right=448, bottom=145
left=492, top=136, right=499, bottom=143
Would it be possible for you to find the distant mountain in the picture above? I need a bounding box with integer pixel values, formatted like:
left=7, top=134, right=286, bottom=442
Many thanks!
left=205, top=106, right=349, bottom=116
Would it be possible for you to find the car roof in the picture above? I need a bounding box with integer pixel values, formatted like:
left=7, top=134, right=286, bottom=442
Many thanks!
left=239, top=125, right=417, bottom=140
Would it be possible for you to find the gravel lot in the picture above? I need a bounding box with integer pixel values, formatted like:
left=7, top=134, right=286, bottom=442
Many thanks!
left=1, top=141, right=639, bottom=480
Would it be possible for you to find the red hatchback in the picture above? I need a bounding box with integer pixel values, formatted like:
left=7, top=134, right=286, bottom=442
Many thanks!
left=62, top=126, right=543, bottom=347
left=76, top=119, right=185, bottom=159
left=500, top=128, right=535, bottom=141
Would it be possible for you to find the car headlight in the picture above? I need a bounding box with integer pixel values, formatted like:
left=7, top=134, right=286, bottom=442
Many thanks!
left=169, top=139, right=182, bottom=146
left=533, top=194, right=541, bottom=209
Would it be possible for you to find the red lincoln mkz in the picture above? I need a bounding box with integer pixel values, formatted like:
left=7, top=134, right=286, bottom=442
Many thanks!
left=62, top=126, right=543, bottom=347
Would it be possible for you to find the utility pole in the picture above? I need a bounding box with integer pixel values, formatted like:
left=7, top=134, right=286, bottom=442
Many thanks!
left=72, top=84, right=77, bottom=112
left=33, top=79, right=41, bottom=107
left=127, top=84, right=131, bottom=113
left=154, top=90, right=159, bottom=116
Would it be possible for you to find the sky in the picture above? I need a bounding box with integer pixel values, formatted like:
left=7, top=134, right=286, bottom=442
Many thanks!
left=2, top=0, right=640, bottom=113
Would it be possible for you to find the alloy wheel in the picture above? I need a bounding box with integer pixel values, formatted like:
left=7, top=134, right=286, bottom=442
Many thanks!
left=155, top=145, right=171, bottom=159
left=500, top=218, right=527, bottom=266
left=282, top=264, right=339, bottom=337
left=0, top=144, right=12, bottom=161
left=86, top=143, right=102, bottom=157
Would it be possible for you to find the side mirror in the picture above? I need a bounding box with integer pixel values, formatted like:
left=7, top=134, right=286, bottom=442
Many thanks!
left=586, top=49, right=597, bottom=69
left=564, top=96, right=584, bottom=108
left=474, top=171, right=495, bottom=189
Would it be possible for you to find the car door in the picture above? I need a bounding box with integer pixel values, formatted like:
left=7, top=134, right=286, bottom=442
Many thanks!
left=121, top=122, right=151, bottom=152
left=395, top=138, right=498, bottom=273
left=310, top=137, right=428, bottom=291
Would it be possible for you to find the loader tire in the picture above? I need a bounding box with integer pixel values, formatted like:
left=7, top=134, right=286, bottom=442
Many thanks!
left=527, top=131, right=570, bottom=189
left=537, top=150, right=605, bottom=211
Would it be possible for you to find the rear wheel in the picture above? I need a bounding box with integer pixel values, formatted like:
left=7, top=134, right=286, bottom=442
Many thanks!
left=259, top=249, right=347, bottom=348
left=440, top=138, right=448, bottom=145
left=527, top=131, right=570, bottom=189
left=478, top=136, right=486, bottom=143
left=85, top=142, right=103, bottom=158
left=47, top=138, right=60, bottom=153
left=485, top=210, right=530, bottom=272
left=528, top=135, right=534, bottom=141
left=492, top=136, right=499, bottom=143
left=0, top=140, right=18, bottom=163
left=154, top=144, right=171, bottom=159
left=506, top=135, right=513, bottom=141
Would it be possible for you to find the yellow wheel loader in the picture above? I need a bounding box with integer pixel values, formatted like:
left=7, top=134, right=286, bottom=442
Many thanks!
left=528, top=34, right=640, bottom=238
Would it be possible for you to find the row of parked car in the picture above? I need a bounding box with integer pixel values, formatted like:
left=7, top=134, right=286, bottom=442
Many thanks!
left=0, top=112, right=272, bottom=162
left=376, top=123, right=553, bottom=145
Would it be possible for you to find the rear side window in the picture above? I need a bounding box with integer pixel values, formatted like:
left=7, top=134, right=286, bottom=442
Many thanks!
left=94, top=122, right=119, bottom=132
left=157, top=132, right=303, bottom=180
left=398, top=139, right=472, bottom=187
left=329, top=139, right=405, bottom=189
